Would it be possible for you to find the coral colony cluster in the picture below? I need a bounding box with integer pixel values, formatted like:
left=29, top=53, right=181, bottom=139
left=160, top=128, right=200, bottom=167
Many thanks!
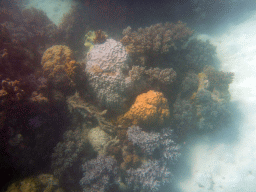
left=0, top=1, right=234, bottom=192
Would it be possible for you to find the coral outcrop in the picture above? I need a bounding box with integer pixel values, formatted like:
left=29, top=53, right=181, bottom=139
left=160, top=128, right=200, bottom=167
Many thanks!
left=118, top=90, right=170, bottom=127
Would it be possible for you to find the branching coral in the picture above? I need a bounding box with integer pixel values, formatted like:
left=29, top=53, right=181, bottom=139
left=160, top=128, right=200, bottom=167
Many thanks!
left=125, top=125, right=180, bottom=191
left=80, top=154, right=120, bottom=192
left=126, top=160, right=171, bottom=192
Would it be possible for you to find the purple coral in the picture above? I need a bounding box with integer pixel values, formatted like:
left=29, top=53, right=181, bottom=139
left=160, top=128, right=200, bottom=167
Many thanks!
left=127, top=125, right=160, bottom=155
left=126, top=160, right=171, bottom=191
left=127, top=126, right=180, bottom=161
left=126, top=126, right=180, bottom=191
left=80, top=154, right=119, bottom=192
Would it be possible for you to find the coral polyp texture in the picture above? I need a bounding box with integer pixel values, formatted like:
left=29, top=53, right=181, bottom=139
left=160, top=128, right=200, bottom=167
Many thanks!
left=80, top=154, right=119, bottom=192
left=41, top=45, right=79, bottom=93
left=118, top=90, right=170, bottom=127
left=121, top=21, right=193, bottom=66
left=85, top=38, right=132, bottom=113
left=126, top=126, right=180, bottom=191
left=126, top=160, right=171, bottom=192
left=127, top=125, right=180, bottom=160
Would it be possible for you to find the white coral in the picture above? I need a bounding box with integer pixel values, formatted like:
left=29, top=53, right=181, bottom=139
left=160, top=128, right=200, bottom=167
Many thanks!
left=85, top=39, right=132, bottom=112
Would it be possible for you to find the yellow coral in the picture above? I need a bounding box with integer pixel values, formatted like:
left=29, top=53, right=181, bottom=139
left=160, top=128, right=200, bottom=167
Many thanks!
left=84, top=30, right=108, bottom=51
left=5, top=174, right=61, bottom=192
left=5, top=177, right=40, bottom=192
left=197, top=72, right=209, bottom=90
left=84, top=31, right=96, bottom=51
left=118, top=90, right=170, bottom=127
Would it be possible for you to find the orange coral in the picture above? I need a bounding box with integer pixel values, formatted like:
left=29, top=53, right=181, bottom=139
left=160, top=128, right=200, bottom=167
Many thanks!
left=41, top=45, right=79, bottom=93
left=118, top=90, right=170, bottom=127
left=65, top=60, right=78, bottom=79
left=41, top=45, right=73, bottom=77
left=0, top=79, right=25, bottom=106
left=93, top=30, right=108, bottom=44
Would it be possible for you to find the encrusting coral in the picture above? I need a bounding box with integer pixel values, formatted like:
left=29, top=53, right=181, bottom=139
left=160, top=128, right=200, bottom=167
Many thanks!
left=118, top=90, right=170, bottom=127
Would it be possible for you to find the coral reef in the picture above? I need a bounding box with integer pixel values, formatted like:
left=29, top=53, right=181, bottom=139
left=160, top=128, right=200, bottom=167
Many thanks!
left=174, top=70, right=233, bottom=133
left=180, top=71, right=199, bottom=98
left=184, top=39, right=217, bottom=72
left=145, top=67, right=177, bottom=89
left=51, top=128, right=89, bottom=179
left=125, top=125, right=179, bottom=191
left=121, top=21, right=193, bottom=54
left=127, top=126, right=180, bottom=160
left=80, top=154, right=120, bottom=192
left=118, top=90, right=170, bottom=127
left=0, top=2, right=236, bottom=191
left=204, top=66, right=234, bottom=92
left=85, top=38, right=132, bottom=113
left=41, top=45, right=80, bottom=94
left=172, top=97, right=196, bottom=137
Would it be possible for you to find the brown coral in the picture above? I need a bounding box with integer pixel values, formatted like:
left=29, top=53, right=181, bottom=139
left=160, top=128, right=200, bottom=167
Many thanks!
left=118, top=90, right=170, bottom=127
left=0, top=79, right=25, bottom=106
left=41, top=45, right=79, bottom=94
left=121, top=21, right=193, bottom=67
left=204, top=66, right=234, bottom=91
left=93, top=30, right=108, bottom=44
left=121, top=21, right=193, bottom=55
